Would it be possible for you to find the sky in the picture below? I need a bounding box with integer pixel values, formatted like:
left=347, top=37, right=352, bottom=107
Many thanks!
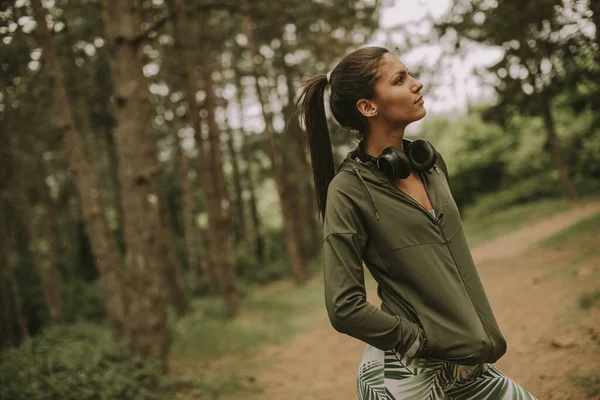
left=369, top=0, right=504, bottom=130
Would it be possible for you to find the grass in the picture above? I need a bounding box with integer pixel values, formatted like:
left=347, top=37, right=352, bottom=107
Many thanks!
left=570, top=372, right=600, bottom=398
left=539, top=211, right=600, bottom=248
left=171, top=279, right=325, bottom=360
left=462, top=198, right=573, bottom=246
left=168, top=276, right=326, bottom=399
left=578, top=289, right=600, bottom=310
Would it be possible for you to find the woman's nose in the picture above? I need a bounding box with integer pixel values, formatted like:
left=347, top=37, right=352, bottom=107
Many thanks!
left=412, top=79, right=424, bottom=93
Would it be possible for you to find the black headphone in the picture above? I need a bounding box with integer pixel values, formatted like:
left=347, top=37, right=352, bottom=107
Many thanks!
left=359, top=138, right=438, bottom=180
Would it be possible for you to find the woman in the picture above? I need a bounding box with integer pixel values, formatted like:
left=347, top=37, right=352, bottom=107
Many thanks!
left=297, top=47, right=536, bottom=399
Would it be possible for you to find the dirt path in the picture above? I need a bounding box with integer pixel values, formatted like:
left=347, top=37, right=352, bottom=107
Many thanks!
left=471, top=201, right=600, bottom=263
left=242, top=204, right=600, bottom=400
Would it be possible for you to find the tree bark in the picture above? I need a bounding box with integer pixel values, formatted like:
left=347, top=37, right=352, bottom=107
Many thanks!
left=592, top=0, right=600, bottom=52
left=169, top=0, right=238, bottom=314
left=171, top=117, right=203, bottom=285
left=42, top=205, right=64, bottom=323
left=241, top=135, right=265, bottom=264
left=225, top=129, right=247, bottom=247
left=23, top=198, right=63, bottom=324
left=198, top=15, right=239, bottom=314
left=158, top=183, right=189, bottom=315
left=539, top=91, right=578, bottom=200
left=0, top=232, right=14, bottom=347
left=272, top=1, right=318, bottom=259
left=279, top=57, right=319, bottom=260
left=33, top=0, right=127, bottom=334
left=240, top=0, right=309, bottom=283
left=102, top=0, right=169, bottom=361
left=234, top=72, right=265, bottom=264
left=1, top=236, right=28, bottom=343
left=38, top=161, right=64, bottom=324
left=104, top=127, right=126, bottom=245
left=167, top=0, right=216, bottom=287
left=0, top=270, right=11, bottom=348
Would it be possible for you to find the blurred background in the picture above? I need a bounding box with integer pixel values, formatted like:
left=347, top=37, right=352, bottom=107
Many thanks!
left=1, top=0, right=599, bottom=399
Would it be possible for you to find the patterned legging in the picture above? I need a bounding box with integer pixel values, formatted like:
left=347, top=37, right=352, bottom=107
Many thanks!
left=357, top=344, right=537, bottom=399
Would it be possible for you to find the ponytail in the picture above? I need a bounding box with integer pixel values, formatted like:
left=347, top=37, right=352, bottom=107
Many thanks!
left=296, top=47, right=389, bottom=220
left=297, top=74, right=335, bottom=221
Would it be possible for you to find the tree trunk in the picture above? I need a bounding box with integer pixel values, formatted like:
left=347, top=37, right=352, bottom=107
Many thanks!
left=225, top=129, right=247, bottom=247
left=23, top=198, right=63, bottom=324
left=171, top=117, right=203, bottom=286
left=1, top=236, right=28, bottom=343
left=279, top=62, right=319, bottom=260
left=234, top=72, right=265, bottom=264
left=539, top=91, right=578, bottom=200
left=241, top=0, right=309, bottom=283
left=170, top=0, right=238, bottom=314
left=39, top=162, right=64, bottom=324
left=198, top=15, right=239, bottom=314
left=102, top=0, right=169, bottom=361
left=241, top=136, right=265, bottom=264
left=158, top=183, right=189, bottom=315
left=167, top=0, right=216, bottom=287
left=104, top=127, right=126, bottom=247
left=592, top=0, right=600, bottom=52
left=33, top=0, right=127, bottom=335
left=42, top=206, right=64, bottom=323
left=7, top=270, right=28, bottom=343
left=0, top=233, right=14, bottom=347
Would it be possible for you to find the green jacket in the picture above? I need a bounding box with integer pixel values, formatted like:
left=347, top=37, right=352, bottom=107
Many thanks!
left=323, top=145, right=506, bottom=366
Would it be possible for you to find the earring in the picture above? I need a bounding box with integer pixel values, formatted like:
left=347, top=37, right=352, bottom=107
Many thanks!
left=373, top=111, right=378, bottom=116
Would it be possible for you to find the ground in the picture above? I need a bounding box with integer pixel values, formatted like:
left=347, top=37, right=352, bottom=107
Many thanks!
left=172, top=202, right=600, bottom=400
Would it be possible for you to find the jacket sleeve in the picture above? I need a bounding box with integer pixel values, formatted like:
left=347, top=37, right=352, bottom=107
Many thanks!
left=436, top=151, right=451, bottom=190
left=323, top=180, right=422, bottom=355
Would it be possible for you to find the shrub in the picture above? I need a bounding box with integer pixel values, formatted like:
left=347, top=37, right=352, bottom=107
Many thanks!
left=0, top=323, right=169, bottom=400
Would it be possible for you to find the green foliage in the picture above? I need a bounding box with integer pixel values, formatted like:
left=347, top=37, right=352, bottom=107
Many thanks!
left=462, top=197, right=572, bottom=246
left=171, top=279, right=324, bottom=360
left=234, top=244, right=292, bottom=284
left=0, top=323, right=169, bottom=400
left=539, top=212, right=600, bottom=247
left=578, top=289, right=600, bottom=310
left=62, top=278, right=106, bottom=323
left=570, top=372, right=600, bottom=398
left=420, top=101, right=600, bottom=211
left=466, top=172, right=564, bottom=213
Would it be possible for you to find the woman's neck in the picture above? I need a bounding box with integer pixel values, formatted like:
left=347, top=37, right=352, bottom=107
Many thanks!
left=364, top=125, right=406, bottom=158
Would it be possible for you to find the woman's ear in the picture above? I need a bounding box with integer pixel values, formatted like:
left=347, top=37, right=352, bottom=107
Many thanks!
left=356, top=98, right=378, bottom=118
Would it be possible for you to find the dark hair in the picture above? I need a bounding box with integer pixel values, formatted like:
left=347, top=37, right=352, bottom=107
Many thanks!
left=297, top=46, right=389, bottom=219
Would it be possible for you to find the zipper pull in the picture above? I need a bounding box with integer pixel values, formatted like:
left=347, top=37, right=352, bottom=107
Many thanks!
left=434, top=165, right=441, bottom=174
left=436, top=212, right=444, bottom=224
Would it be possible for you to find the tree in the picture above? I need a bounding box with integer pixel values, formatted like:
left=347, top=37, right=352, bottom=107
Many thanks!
left=101, top=0, right=170, bottom=361
left=32, top=0, right=127, bottom=333
left=168, top=0, right=239, bottom=315
left=436, top=0, right=583, bottom=199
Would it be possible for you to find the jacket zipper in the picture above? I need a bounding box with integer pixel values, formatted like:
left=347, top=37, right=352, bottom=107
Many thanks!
left=382, top=172, right=494, bottom=362
left=435, top=214, right=494, bottom=362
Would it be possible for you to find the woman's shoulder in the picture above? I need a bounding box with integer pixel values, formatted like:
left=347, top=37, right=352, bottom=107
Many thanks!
left=327, top=168, right=364, bottom=199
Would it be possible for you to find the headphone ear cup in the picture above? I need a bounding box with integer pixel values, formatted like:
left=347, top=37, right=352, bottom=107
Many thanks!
left=406, top=139, right=437, bottom=172
left=377, top=147, right=412, bottom=180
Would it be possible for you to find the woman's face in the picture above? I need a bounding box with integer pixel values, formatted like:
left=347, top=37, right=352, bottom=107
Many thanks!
left=370, top=53, right=426, bottom=126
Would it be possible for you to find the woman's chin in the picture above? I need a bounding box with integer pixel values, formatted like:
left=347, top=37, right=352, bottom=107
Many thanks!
left=413, top=108, right=427, bottom=122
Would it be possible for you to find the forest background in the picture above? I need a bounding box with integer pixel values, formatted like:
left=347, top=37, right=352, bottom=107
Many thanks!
left=1, top=0, right=599, bottom=398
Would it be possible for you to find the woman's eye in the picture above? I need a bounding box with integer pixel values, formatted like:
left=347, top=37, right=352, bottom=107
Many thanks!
left=396, top=76, right=404, bottom=84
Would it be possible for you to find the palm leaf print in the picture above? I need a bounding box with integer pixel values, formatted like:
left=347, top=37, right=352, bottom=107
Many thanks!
left=357, top=359, right=386, bottom=400
left=447, top=365, right=537, bottom=400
